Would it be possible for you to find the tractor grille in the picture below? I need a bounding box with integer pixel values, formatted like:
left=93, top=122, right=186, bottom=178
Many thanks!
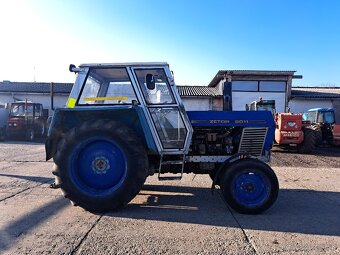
left=238, top=127, right=268, bottom=156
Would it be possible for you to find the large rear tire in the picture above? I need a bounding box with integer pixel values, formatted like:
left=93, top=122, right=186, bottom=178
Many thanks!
left=298, top=127, right=315, bottom=153
left=311, top=125, right=322, bottom=145
left=53, top=119, right=148, bottom=212
left=220, top=158, right=279, bottom=214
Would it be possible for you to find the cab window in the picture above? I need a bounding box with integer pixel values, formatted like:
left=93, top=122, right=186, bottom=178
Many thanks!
left=78, top=68, right=138, bottom=105
left=134, top=69, right=175, bottom=105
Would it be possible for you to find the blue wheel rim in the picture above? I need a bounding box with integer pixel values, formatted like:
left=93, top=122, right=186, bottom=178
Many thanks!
left=232, top=171, right=270, bottom=207
left=69, top=137, right=127, bottom=193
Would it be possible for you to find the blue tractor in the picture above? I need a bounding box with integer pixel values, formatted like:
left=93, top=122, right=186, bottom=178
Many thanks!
left=45, top=63, right=279, bottom=214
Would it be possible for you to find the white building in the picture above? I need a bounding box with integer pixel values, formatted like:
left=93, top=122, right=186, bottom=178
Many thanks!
left=0, top=81, right=72, bottom=115
left=289, top=87, right=340, bottom=113
left=1, top=77, right=340, bottom=116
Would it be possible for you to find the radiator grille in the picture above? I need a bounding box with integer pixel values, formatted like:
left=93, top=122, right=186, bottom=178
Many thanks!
left=238, top=127, right=268, bottom=156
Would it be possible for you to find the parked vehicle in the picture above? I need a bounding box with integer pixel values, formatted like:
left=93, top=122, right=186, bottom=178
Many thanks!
left=248, top=99, right=315, bottom=153
left=0, top=104, right=9, bottom=140
left=303, top=108, right=340, bottom=145
left=6, top=101, right=48, bottom=141
left=46, top=63, right=279, bottom=214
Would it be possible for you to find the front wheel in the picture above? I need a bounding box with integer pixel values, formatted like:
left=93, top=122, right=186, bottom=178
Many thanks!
left=53, top=119, right=148, bottom=212
left=220, top=158, right=279, bottom=214
left=25, top=129, right=34, bottom=141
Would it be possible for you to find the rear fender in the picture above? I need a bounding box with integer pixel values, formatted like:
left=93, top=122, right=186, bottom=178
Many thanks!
left=45, top=106, right=158, bottom=161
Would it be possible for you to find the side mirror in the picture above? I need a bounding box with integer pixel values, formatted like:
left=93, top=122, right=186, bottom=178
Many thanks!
left=145, top=74, right=155, bottom=90
left=69, top=64, right=81, bottom=73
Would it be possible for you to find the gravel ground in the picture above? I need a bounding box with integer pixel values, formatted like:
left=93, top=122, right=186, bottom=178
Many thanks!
left=0, top=142, right=339, bottom=254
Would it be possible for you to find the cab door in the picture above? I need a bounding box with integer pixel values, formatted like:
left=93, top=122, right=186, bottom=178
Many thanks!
left=130, top=67, right=192, bottom=154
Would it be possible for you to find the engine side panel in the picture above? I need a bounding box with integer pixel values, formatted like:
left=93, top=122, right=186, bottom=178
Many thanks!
left=187, top=110, right=275, bottom=155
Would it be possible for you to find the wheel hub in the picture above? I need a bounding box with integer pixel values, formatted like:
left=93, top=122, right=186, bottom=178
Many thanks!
left=243, top=183, right=255, bottom=192
left=92, top=156, right=110, bottom=175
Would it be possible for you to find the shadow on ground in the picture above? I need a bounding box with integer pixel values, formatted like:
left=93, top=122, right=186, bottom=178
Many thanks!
left=107, top=184, right=340, bottom=237
left=0, top=197, right=68, bottom=252
left=0, top=173, right=53, bottom=184
left=0, top=140, right=45, bottom=145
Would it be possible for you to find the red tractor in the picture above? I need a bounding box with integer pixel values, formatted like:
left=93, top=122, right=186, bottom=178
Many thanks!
left=6, top=101, right=48, bottom=141
left=303, top=108, right=340, bottom=146
left=248, top=99, right=315, bottom=153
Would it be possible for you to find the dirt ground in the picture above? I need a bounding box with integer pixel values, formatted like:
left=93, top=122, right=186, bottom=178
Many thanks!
left=271, top=146, right=340, bottom=168
left=0, top=142, right=339, bottom=255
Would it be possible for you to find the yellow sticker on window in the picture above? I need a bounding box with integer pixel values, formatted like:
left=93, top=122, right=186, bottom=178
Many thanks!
left=67, top=98, right=76, bottom=108
left=84, top=96, right=129, bottom=101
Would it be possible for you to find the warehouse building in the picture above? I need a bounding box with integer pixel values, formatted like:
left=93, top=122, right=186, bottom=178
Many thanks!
left=207, top=70, right=302, bottom=112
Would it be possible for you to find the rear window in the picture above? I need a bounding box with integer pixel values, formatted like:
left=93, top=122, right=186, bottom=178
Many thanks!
left=78, top=68, right=138, bottom=105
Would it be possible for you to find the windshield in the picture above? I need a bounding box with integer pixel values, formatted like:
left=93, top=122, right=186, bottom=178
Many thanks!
left=10, top=104, right=33, bottom=117
left=303, top=112, right=316, bottom=122
left=78, top=68, right=138, bottom=105
left=257, top=104, right=275, bottom=111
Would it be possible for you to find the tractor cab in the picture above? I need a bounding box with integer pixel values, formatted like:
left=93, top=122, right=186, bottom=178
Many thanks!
left=247, top=99, right=276, bottom=115
left=303, top=108, right=340, bottom=145
left=60, top=63, right=193, bottom=155
left=302, top=108, right=335, bottom=125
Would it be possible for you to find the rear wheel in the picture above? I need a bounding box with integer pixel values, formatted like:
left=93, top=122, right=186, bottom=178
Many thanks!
left=311, top=125, right=322, bottom=145
left=298, top=127, right=315, bottom=153
left=0, top=127, right=5, bottom=141
left=53, top=119, right=148, bottom=212
left=220, top=158, right=279, bottom=214
left=39, top=123, right=46, bottom=138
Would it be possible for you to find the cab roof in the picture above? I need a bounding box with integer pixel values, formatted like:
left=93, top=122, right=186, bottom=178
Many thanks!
left=308, top=108, right=334, bottom=112
left=79, top=62, right=169, bottom=68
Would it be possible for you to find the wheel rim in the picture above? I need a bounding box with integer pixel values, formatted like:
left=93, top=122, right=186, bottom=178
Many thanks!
left=232, top=171, right=270, bottom=207
left=70, top=138, right=127, bottom=192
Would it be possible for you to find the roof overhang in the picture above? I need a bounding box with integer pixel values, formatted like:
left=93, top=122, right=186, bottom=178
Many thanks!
left=208, top=70, right=299, bottom=87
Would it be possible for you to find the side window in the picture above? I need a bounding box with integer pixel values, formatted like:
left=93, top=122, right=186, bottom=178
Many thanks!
left=78, top=77, right=101, bottom=105
left=34, top=104, right=41, bottom=117
left=324, top=112, right=335, bottom=124
left=78, top=68, right=138, bottom=105
left=105, top=81, right=137, bottom=104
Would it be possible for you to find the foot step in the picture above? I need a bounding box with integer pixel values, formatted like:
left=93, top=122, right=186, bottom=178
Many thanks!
left=158, top=176, right=182, bottom=181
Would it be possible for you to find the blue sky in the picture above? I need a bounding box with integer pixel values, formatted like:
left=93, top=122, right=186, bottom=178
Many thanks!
left=0, top=0, right=339, bottom=86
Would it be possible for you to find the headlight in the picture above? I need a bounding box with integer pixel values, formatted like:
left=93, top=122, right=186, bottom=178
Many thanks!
left=288, top=121, right=296, bottom=127
left=13, top=123, right=17, bottom=127
left=8, top=123, right=12, bottom=126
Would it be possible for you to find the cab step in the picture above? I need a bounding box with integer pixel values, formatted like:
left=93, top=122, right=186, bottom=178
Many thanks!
left=158, top=154, right=185, bottom=181
left=161, top=160, right=183, bottom=165
left=158, top=176, right=182, bottom=181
